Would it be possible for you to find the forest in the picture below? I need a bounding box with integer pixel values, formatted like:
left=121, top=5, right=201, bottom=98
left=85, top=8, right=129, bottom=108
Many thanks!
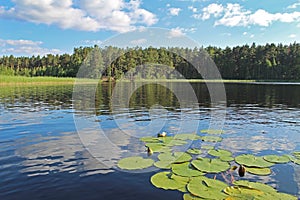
left=0, top=42, right=300, bottom=80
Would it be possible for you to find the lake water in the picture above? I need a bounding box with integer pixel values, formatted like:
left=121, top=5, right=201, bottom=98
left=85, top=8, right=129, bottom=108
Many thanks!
left=1, top=82, right=300, bottom=200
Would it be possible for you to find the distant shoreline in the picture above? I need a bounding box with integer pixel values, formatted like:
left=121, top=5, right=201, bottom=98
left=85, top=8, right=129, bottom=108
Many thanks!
left=1, top=75, right=300, bottom=86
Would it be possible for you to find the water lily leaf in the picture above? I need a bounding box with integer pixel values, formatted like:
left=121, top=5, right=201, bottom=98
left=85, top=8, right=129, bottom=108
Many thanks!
left=187, top=176, right=228, bottom=199
left=165, top=139, right=188, bottom=146
left=174, top=133, right=201, bottom=140
left=272, top=192, right=298, bottom=200
left=150, top=172, right=189, bottom=192
left=172, top=162, right=205, bottom=177
left=183, top=194, right=203, bottom=200
left=187, top=148, right=202, bottom=155
left=117, top=156, right=154, bottom=170
left=233, top=180, right=277, bottom=194
left=208, top=149, right=232, bottom=157
left=201, top=145, right=214, bottom=150
left=158, top=152, right=192, bottom=164
left=140, top=137, right=160, bottom=143
left=263, top=155, right=290, bottom=164
left=224, top=186, right=264, bottom=198
left=235, top=154, right=273, bottom=168
left=145, top=143, right=169, bottom=152
left=201, top=136, right=223, bottom=142
left=220, top=156, right=234, bottom=162
left=245, top=167, right=271, bottom=176
left=200, top=129, right=225, bottom=134
left=154, top=160, right=172, bottom=169
left=191, top=158, right=230, bottom=173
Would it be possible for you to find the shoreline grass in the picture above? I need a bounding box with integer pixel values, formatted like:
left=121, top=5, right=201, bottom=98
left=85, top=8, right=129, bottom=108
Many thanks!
left=1, top=75, right=299, bottom=86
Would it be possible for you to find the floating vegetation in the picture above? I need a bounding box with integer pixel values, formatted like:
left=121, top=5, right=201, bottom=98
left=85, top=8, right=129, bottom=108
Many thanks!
left=244, top=166, right=271, bottom=176
left=186, top=148, right=202, bottom=155
left=200, top=129, right=225, bottom=134
left=150, top=172, right=189, bottom=192
left=201, top=136, right=223, bottom=142
left=235, top=154, right=274, bottom=168
left=187, top=176, right=228, bottom=199
left=117, top=156, right=154, bottom=170
left=263, top=155, right=290, bottom=164
left=191, top=158, right=230, bottom=173
left=124, top=132, right=299, bottom=199
left=171, top=162, right=205, bottom=177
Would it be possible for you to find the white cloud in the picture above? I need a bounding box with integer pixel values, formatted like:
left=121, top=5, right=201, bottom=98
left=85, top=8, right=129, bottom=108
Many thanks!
left=0, top=0, right=158, bottom=33
left=288, top=1, right=300, bottom=9
left=168, top=27, right=185, bottom=38
left=250, top=34, right=254, bottom=38
left=83, top=40, right=103, bottom=45
left=0, top=39, right=61, bottom=56
left=130, top=38, right=147, bottom=45
left=168, top=8, right=181, bottom=16
left=289, top=34, right=297, bottom=38
left=200, top=3, right=300, bottom=27
left=243, top=32, right=247, bottom=35
left=188, top=6, right=197, bottom=13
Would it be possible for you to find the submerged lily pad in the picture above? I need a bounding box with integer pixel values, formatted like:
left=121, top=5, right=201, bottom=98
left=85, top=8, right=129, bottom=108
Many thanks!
left=187, top=148, right=202, bottom=155
left=172, top=162, right=205, bottom=177
left=208, top=149, right=232, bottom=157
left=117, top=156, right=154, bottom=170
left=187, top=176, right=228, bottom=199
left=263, top=155, right=290, bottom=164
left=200, top=129, right=225, bottom=134
left=201, top=136, right=223, bottom=142
left=174, top=133, right=201, bottom=140
left=150, top=172, right=189, bottom=192
left=235, top=154, right=273, bottom=168
left=158, top=152, right=192, bottom=164
left=191, top=158, right=230, bottom=173
left=245, top=167, right=271, bottom=176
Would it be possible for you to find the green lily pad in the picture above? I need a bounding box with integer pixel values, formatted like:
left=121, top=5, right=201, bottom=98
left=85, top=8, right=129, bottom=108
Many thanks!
left=200, top=129, right=225, bottom=134
left=233, top=180, right=277, bottom=193
left=117, top=156, right=154, bottom=170
left=245, top=167, right=271, bottom=176
left=220, top=156, right=234, bottom=162
left=145, top=143, right=168, bottom=152
left=187, top=176, right=228, bottom=199
left=208, top=149, right=232, bottom=157
left=201, top=136, right=223, bottom=142
left=154, top=160, right=172, bottom=169
left=150, top=172, right=189, bottom=192
left=263, top=155, right=290, bottom=164
left=201, top=145, right=214, bottom=150
left=140, top=137, right=160, bottom=143
left=187, top=148, right=202, bottom=155
left=172, top=162, right=205, bottom=177
left=235, top=154, right=274, bottom=168
left=183, top=194, right=203, bottom=200
left=191, top=158, right=230, bottom=173
left=224, top=186, right=264, bottom=198
left=158, top=152, right=192, bottom=164
left=174, top=133, right=201, bottom=140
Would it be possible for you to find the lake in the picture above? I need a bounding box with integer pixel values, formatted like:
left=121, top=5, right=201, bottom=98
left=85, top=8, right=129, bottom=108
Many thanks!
left=1, top=82, right=300, bottom=200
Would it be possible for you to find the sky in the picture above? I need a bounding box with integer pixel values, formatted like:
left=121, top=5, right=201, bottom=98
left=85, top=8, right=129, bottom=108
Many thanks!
left=0, top=0, right=299, bottom=56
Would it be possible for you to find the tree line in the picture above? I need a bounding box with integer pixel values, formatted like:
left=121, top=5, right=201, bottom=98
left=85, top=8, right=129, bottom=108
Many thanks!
left=0, top=42, right=299, bottom=80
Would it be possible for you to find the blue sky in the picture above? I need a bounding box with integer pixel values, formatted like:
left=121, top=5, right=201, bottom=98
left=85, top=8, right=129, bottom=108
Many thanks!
left=0, top=0, right=299, bottom=56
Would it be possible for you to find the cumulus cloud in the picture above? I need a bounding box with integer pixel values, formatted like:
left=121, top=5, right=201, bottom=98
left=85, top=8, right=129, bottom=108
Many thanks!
left=168, top=8, right=181, bottom=16
left=188, top=6, right=197, bottom=13
left=289, top=34, right=297, bottom=38
left=167, top=27, right=196, bottom=38
left=199, top=3, right=300, bottom=27
left=0, top=39, right=61, bottom=56
left=287, top=1, right=300, bottom=9
left=0, top=0, right=158, bottom=32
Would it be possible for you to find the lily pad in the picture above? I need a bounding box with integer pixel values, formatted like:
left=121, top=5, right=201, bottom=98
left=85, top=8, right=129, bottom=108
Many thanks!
left=172, top=162, right=205, bottom=177
left=191, top=158, right=230, bottom=173
left=187, top=148, right=202, bottom=155
left=145, top=143, right=168, bottom=152
left=117, top=156, right=154, bottom=170
left=158, top=152, right=192, bottom=164
left=208, top=149, right=232, bottom=157
left=245, top=167, right=271, bottom=176
left=183, top=194, right=203, bottom=200
left=174, top=133, right=201, bottom=140
left=201, top=145, right=214, bottom=150
left=233, top=180, right=277, bottom=193
left=187, top=176, right=228, bottom=199
left=224, top=186, right=264, bottom=198
left=220, top=156, right=234, bottom=162
left=150, top=172, right=189, bottom=192
left=263, top=155, right=290, bottom=164
left=154, top=160, right=172, bottom=169
left=200, top=129, right=225, bottom=134
left=235, top=154, right=273, bottom=168
left=201, top=136, right=223, bottom=142
left=140, top=137, right=160, bottom=143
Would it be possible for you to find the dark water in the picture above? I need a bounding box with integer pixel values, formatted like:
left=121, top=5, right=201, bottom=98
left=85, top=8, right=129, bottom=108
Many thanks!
left=0, top=82, right=300, bottom=200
